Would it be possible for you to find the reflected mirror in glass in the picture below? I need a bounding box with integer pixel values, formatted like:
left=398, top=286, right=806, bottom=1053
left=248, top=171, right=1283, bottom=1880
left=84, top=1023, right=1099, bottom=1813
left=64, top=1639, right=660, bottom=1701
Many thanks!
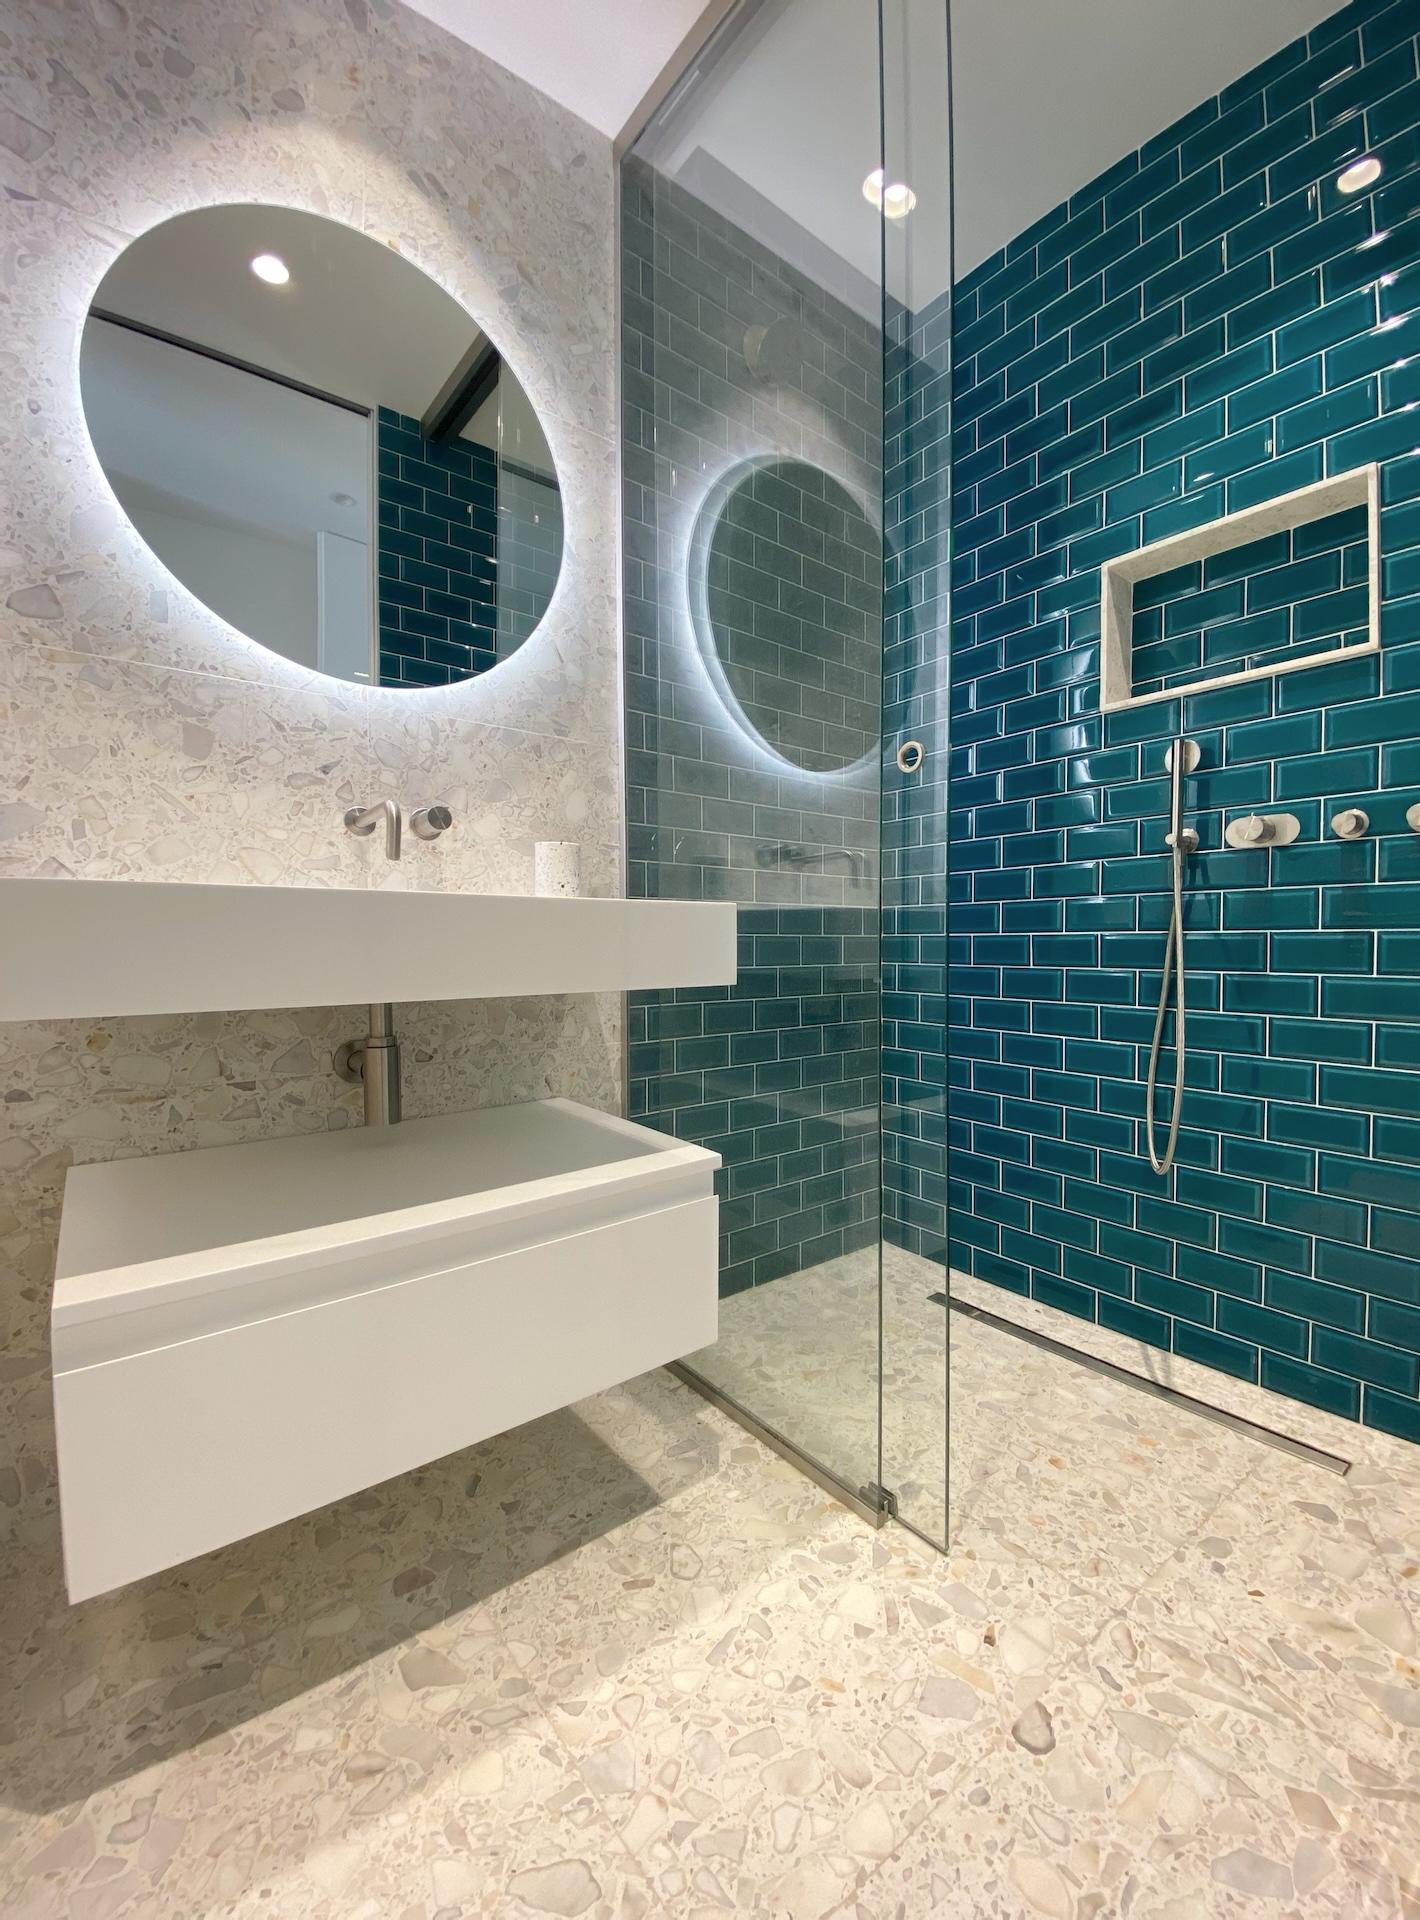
left=80, top=204, right=563, bottom=688
left=692, top=458, right=881, bottom=771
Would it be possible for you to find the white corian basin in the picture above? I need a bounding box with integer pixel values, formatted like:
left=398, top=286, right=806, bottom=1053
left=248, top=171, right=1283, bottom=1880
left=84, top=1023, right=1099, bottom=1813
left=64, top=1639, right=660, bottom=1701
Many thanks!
left=0, top=877, right=737, bottom=1018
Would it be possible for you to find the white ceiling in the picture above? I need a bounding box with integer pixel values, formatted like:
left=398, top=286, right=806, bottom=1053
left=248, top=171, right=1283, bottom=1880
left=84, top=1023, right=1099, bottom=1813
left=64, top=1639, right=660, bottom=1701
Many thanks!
left=396, top=0, right=715, bottom=136
left=412, top=0, right=1343, bottom=307
left=950, top=0, right=1339, bottom=278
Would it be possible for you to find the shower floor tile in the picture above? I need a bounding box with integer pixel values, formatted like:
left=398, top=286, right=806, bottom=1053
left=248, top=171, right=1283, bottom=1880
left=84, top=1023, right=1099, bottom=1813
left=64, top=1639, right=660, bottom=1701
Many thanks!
left=5, top=1262, right=1418, bottom=1919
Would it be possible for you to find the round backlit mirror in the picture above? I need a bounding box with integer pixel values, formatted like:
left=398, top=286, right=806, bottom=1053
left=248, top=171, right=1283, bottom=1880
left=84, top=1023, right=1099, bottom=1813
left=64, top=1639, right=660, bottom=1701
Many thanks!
left=80, top=205, right=563, bottom=688
left=691, top=458, right=881, bottom=772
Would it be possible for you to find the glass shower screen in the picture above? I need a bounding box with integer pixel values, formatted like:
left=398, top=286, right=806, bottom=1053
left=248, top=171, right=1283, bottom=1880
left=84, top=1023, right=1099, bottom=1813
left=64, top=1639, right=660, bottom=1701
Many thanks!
left=620, top=0, right=953, bottom=1545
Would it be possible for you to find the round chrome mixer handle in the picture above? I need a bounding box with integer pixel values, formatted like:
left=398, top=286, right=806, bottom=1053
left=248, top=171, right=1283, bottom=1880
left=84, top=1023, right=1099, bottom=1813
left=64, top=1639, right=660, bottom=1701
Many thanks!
left=411, top=805, right=454, bottom=841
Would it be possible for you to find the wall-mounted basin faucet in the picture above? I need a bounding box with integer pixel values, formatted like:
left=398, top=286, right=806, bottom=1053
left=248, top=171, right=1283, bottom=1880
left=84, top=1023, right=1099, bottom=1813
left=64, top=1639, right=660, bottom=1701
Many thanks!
left=345, top=799, right=402, bottom=861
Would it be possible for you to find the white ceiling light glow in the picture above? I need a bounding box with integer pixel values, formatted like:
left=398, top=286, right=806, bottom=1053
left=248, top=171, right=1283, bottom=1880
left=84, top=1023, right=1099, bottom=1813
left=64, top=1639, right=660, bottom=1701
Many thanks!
left=1337, top=156, right=1383, bottom=194
left=862, top=168, right=885, bottom=208
left=249, top=253, right=290, bottom=285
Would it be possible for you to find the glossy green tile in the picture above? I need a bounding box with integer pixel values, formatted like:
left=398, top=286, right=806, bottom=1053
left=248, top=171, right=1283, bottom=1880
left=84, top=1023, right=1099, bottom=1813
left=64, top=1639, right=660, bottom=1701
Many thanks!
left=1265, top=1268, right=1366, bottom=1334
left=1362, top=1388, right=1420, bottom=1444
left=1313, top=1327, right=1420, bottom=1395
left=925, top=8, right=1420, bottom=1439
left=1371, top=1298, right=1420, bottom=1355
left=1217, top=1295, right=1309, bottom=1359
left=1261, top=1353, right=1361, bottom=1419
left=1174, top=1320, right=1259, bottom=1381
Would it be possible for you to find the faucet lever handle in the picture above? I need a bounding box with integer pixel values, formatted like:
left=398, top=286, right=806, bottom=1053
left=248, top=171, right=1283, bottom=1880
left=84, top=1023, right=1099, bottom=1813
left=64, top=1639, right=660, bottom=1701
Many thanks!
left=411, top=804, right=454, bottom=841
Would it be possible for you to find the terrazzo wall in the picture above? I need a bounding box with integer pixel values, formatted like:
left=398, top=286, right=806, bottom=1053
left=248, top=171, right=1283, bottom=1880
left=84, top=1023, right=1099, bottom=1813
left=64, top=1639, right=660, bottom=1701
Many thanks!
left=0, top=0, right=622, bottom=1641
left=890, top=0, right=1420, bottom=1441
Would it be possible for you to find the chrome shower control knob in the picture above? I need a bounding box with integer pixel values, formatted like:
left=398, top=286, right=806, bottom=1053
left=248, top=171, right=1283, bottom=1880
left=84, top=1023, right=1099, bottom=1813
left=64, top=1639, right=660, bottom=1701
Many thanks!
left=1331, top=807, right=1370, bottom=840
left=410, top=804, right=454, bottom=841
left=1409, top=802, right=1420, bottom=833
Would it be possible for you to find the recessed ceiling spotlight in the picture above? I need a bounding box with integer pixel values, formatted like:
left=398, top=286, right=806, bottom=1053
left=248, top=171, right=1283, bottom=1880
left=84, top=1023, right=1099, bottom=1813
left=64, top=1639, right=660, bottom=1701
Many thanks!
left=1337, top=155, right=1383, bottom=194
left=250, top=252, right=290, bottom=285
left=883, top=181, right=918, bottom=221
left=862, top=168, right=885, bottom=209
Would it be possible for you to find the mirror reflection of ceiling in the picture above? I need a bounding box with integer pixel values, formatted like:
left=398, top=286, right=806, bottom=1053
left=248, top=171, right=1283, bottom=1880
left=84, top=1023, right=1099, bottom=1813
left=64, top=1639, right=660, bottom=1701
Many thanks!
left=91, top=204, right=554, bottom=473
left=83, top=205, right=563, bottom=689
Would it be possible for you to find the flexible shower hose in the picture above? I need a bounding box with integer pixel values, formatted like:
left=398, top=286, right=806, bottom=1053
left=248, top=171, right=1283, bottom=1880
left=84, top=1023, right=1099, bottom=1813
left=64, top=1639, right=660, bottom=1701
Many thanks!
left=1145, top=739, right=1196, bottom=1177
left=1145, top=828, right=1187, bottom=1176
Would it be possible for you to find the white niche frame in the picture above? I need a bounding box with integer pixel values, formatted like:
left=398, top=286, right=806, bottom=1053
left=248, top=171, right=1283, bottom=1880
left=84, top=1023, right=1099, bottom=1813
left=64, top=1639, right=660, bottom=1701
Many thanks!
left=1100, top=462, right=1380, bottom=712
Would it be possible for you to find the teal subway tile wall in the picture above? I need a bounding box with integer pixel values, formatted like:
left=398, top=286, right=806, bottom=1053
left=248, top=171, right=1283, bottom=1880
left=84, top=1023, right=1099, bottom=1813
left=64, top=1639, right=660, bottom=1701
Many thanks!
left=887, top=0, right=1420, bottom=1439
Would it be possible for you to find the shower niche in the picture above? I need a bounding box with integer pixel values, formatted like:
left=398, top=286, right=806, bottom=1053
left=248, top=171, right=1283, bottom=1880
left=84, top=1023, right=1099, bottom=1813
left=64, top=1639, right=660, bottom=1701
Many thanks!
left=1100, top=463, right=1379, bottom=710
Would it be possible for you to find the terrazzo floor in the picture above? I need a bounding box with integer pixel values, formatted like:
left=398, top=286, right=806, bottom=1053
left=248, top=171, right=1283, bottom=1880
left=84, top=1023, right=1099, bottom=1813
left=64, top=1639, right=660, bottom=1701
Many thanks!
left=4, top=1253, right=1419, bottom=1918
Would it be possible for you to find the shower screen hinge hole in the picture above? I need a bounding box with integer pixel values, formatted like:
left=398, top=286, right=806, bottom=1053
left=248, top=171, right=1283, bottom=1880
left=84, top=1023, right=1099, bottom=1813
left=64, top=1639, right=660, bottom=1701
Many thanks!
left=860, top=1481, right=899, bottom=1519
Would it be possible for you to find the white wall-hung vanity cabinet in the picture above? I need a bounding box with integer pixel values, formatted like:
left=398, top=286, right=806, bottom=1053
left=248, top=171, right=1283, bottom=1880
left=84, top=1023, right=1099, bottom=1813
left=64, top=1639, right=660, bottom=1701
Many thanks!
left=0, top=877, right=736, bottom=1600
left=52, top=1101, right=719, bottom=1602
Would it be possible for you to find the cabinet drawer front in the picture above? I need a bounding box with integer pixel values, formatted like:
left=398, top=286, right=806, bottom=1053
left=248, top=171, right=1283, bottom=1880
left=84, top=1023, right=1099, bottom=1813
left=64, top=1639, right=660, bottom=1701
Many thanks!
left=56, top=1195, right=718, bottom=1601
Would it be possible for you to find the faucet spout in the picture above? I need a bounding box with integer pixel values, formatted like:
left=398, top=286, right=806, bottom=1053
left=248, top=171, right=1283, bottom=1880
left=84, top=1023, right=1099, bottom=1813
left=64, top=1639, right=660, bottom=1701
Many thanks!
left=344, top=800, right=402, bottom=862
